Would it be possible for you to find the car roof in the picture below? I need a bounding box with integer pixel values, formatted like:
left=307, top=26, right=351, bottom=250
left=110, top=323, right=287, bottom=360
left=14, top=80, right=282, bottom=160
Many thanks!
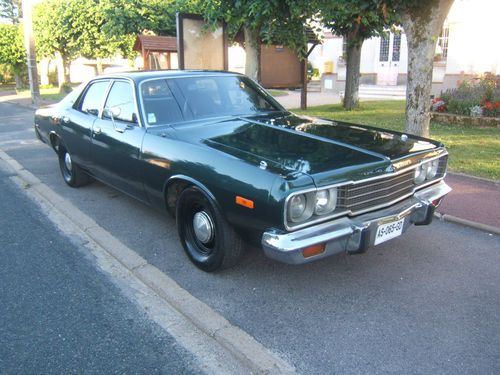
left=95, top=69, right=243, bottom=84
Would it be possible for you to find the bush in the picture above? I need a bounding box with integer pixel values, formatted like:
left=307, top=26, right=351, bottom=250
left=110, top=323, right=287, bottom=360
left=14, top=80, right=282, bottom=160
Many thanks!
left=58, top=82, right=73, bottom=94
left=0, top=63, right=14, bottom=84
left=439, top=74, right=500, bottom=117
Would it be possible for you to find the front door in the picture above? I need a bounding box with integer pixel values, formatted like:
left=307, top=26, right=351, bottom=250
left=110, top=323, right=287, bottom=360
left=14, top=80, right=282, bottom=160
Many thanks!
left=90, top=79, right=148, bottom=202
left=377, top=33, right=401, bottom=86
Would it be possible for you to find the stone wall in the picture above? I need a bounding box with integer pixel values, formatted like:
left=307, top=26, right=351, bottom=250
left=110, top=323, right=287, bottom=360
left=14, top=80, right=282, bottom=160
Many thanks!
left=431, top=112, right=500, bottom=128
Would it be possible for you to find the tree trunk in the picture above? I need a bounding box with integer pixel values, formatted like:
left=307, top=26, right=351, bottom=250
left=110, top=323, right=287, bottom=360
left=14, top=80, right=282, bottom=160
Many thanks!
left=96, top=57, right=104, bottom=75
left=59, top=54, right=71, bottom=87
left=401, top=0, right=454, bottom=137
left=243, top=25, right=260, bottom=82
left=14, top=73, right=23, bottom=90
left=344, top=34, right=362, bottom=110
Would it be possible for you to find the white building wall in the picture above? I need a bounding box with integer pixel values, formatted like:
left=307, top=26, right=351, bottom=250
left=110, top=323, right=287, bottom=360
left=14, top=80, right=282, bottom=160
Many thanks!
left=360, top=37, right=377, bottom=73
left=445, top=0, right=500, bottom=75
left=309, top=0, right=499, bottom=89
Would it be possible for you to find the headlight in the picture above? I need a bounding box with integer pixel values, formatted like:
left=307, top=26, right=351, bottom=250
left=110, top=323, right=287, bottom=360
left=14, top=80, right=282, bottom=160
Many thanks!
left=426, top=159, right=439, bottom=179
left=314, top=188, right=337, bottom=215
left=414, top=164, right=427, bottom=184
left=288, top=193, right=314, bottom=223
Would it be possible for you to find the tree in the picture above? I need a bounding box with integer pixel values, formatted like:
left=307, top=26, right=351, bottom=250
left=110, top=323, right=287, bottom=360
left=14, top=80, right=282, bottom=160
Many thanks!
left=100, top=0, right=201, bottom=59
left=202, top=0, right=316, bottom=81
left=33, top=0, right=81, bottom=85
left=0, top=0, right=21, bottom=24
left=321, top=1, right=398, bottom=110
left=0, top=23, right=25, bottom=89
left=33, top=0, right=126, bottom=85
left=391, top=0, right=454, bottom=137
left=70, top=0, right=125, bottom=74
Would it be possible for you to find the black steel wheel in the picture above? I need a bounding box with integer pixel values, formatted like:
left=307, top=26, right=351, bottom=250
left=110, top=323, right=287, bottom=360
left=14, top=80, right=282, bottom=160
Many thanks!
left=58, top=147, right=93, bottom=188
left=176, top=186, right=243, bottom=272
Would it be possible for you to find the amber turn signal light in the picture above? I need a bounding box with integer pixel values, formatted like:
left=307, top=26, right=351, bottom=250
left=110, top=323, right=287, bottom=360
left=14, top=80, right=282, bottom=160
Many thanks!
left=302, top=244, right=326, bottom=258
left=236, top=196, right=254, bottom=209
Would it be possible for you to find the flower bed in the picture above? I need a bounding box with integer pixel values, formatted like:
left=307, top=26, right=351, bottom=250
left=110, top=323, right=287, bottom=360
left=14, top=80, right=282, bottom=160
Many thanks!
left=431, top=73, right=500, bottom=119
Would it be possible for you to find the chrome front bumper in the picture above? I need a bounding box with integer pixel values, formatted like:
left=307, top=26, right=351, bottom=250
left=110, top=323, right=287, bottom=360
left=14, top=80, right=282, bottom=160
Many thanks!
left=261, top=181, right=452, bottom=264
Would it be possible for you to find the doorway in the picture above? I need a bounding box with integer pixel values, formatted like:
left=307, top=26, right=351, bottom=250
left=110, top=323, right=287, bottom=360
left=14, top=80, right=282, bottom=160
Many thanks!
left=377, top=32, right=401, bottom=85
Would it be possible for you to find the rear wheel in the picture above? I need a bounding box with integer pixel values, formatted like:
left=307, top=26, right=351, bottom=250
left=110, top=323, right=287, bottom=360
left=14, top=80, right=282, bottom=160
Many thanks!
left=176, top=186, right=243, bottom=272
left=58, top=147, right=93, bottom=187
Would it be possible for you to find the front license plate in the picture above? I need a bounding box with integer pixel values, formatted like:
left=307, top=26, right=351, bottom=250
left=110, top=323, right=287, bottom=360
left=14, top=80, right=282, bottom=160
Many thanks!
left=374, top=218, right=405, bottom=245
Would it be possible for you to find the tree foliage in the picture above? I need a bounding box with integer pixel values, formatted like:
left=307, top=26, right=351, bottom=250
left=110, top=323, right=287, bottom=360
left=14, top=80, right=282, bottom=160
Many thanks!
left=321, top=1, right=398, bottom=48
left=33, top=0, right=130, bottom=61
left=0, top=23, right=25, bottom=74
left=100, top=0, right=202, bottom=57
left=33, top=0, right=81, bottom=61
left=203, top=0, right=317, bottom=57
left=320, top=1, right=398, bottom=110
left=0, top=0, right=21, bottom=24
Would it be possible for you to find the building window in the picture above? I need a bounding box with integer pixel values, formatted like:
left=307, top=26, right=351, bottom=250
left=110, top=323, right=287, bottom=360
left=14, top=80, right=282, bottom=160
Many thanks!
left=437, top=24, right=449, bottom=60
left=379, top=35, right=390, bottom=62
left=392, top=33, right=401, bottom=62
left=341, top=38, right=347, bottom=60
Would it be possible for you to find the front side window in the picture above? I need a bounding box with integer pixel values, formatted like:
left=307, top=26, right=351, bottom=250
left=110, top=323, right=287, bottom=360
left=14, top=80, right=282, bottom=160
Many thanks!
left=79, top=80, right=110, bottom=116
left=103, top=81, right=137, bottom=124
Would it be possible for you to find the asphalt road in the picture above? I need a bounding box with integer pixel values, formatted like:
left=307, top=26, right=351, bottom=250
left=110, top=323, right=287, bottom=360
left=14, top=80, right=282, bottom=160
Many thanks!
left=0, top=139, right=202, bottom=373
left=1, top=102, right=499, bottom=374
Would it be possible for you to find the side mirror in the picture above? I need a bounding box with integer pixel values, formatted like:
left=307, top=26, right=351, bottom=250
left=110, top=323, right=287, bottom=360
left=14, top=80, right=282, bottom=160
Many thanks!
left=104, top=106, right=121, bottom=119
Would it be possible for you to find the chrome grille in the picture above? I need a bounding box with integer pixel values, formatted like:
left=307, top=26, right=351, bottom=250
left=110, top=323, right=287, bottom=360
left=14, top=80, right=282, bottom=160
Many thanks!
left=337, top=170, right=415, bottom=213
left=337, top=155, right=448, bottom=215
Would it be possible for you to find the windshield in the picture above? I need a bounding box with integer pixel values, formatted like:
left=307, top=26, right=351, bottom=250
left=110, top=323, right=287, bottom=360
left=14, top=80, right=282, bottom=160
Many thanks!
left=140, top=75, right=283, bottom=126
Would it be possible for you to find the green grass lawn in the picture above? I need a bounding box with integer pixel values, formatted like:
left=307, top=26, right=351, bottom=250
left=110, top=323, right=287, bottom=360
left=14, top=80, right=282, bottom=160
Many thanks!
left=16, top=86, right=68, bottom=102
left=293, top=100, right=500, bottom=180
left=267, top=89, right=289, bottom=97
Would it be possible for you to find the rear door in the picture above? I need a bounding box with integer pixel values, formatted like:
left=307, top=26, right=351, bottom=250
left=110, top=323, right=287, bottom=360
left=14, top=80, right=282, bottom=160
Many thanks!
left=90, top=79, right=148, bottom=202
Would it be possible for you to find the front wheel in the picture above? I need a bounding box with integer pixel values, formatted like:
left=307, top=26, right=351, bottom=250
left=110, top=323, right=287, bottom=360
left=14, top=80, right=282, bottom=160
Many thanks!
left=176, top=186, right=244, bottom=272
left=58, top=147, right=93, bottom=187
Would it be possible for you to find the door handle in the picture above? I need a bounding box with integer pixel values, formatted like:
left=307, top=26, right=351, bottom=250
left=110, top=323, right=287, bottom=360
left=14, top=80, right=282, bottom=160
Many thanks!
left=93, top=126, right=101, bottom=134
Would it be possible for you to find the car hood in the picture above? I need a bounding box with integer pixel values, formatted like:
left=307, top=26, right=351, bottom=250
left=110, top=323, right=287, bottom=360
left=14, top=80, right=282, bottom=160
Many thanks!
left=169, top=113, right=442, bottom=185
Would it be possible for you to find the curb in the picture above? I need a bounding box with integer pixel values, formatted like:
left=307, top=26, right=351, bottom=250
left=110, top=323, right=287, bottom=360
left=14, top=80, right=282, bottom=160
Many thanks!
left=0, top=150, right=296, bottom=375
left=447, top=172, right=500, bottom=186
left=434, top=212, right=500, bottom=235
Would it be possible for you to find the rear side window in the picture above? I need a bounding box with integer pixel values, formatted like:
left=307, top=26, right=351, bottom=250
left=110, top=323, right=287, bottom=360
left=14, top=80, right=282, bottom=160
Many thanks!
left=80, top=80, right=110, bottom=116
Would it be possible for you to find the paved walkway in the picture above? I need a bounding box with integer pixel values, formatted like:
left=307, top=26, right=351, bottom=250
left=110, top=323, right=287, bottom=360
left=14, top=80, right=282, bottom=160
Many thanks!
left=1, top=90, right=498, bottom=233
left=274, top=85, right=406, bottom=109
left=0, top=90, right=53, bottom=109
left=437, top=173, right=500, bottom=230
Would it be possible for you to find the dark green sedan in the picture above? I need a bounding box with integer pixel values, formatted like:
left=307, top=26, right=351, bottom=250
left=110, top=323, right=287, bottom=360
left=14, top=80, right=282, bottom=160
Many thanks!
left=34, top=70, right=451, bottom=271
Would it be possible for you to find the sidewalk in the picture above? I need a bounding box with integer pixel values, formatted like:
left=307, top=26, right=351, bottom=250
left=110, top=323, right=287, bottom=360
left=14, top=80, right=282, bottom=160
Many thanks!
left=1, top=91, right=498, bottom=234
left=438, top=173, right=500, bottom=233
left=0, top=90, right=54, bottom=109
